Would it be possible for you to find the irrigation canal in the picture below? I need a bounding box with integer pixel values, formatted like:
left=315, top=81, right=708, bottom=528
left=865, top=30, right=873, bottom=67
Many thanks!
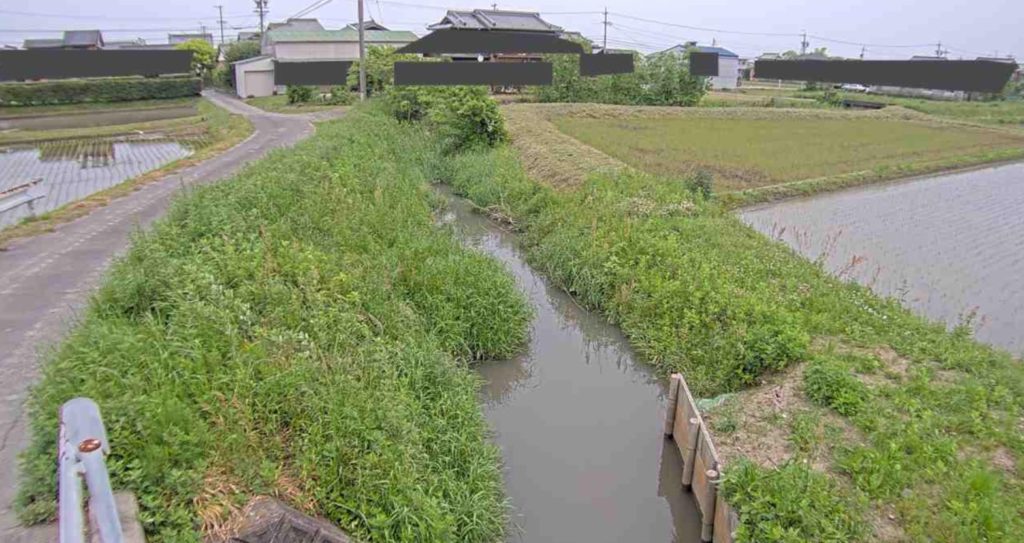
left=438, top=187, right=702, bottom=543
left=739, top=161, right=1024, bottom=355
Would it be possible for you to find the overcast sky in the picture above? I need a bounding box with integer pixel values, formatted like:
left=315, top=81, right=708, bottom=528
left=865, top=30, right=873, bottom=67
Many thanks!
left=2, top=0, right=1021, bottom=60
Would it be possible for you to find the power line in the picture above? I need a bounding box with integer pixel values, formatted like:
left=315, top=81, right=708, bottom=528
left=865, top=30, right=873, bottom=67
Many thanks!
left=0, top=8, right=253, bottom=20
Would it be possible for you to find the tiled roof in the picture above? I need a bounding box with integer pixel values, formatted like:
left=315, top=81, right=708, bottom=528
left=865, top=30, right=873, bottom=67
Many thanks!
left=267, top=29, right=417, bottom=43
left=23, top=38, right=64, bottom=49
left=428, top=10, right=562, bottom=32
left=63, top=30, right=104, bottom=47
left=696, top=46, right=738, bottom=58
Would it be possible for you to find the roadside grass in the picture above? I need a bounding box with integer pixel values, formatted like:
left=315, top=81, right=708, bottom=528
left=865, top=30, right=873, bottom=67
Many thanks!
left=440, top=137, right=1024, bottom=541
left=17, top=106, right=530, bottom=542
left=552, top=115, right=1024, bottom=193
left=0, top=99, right=252, bottom=248
left=0, top=97, right=198, bottom=118
left=245, top=94, right=349, bottom=114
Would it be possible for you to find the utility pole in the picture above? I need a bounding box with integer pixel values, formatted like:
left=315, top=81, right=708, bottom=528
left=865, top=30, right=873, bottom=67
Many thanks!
left=254, top=0, right=268, bottom=35
left=491, top=3, right=498, bottom=9
left=859, top=46, right=865, bottom=60
left=602, top=7, right=609, bottom=52
left=358, top=0, right=366, bottom=100
left=935, top=41, right=945, bottom=58
left=800, top=31, right=808, bottom=55
left=215, top=5, right=225, bottom=45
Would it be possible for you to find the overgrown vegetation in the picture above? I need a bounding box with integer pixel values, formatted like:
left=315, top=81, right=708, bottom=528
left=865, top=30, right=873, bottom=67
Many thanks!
left=381, top=85, right=507, bottom=152
left=346, top=45, right=419, bottom=97
left=214, top=40, right=263, bottom=88
left=18, top=107, right=531, bottom=542
left=532, top=50, right=707, bottom=106
left=0, top=77, right=201, bottom=106
left=175, top=39, right=217, bottom=78
left=439, top=125, right=1024, bottom=540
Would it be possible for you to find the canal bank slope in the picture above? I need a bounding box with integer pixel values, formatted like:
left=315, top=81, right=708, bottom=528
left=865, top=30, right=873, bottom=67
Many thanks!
left=443, top=108, right=1024, bottom=541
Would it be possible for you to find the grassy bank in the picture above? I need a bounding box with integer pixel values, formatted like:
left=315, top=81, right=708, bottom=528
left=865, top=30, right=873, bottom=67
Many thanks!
left=794, top=90, right=1024, bottom=126
left=0, top=100, right=252, bottom=248
left=18, top=106, right=530, bottom=542
left=0, top=97, right=198, bottom=119
left=245, top=95, right=349, bottom=114
left=441, top=138, right=1024, bottom=540
left=553, top=113, right=1024, bottom=193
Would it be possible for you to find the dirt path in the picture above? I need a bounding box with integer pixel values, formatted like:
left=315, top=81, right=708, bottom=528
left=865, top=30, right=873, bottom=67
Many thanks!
left=0, top=91, right=339, bottom=541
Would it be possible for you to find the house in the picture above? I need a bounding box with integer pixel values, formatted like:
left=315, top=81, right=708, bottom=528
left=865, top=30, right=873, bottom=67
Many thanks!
left=23, top=30, right=104, bottom=50
left=105, top=38, right=148, bottom=49
left=421, top=9, right=564, bottom=64
left=233, top=19, right=417, bottom=98
left=237, top=32, right=261, bottom=42
left=345, top=20, right=390, bottom=31
left=654, top=43, right=740, bottom=89
left=427, top=9, right=562, bottom=33
left=169, top=33, right=214, bottom=46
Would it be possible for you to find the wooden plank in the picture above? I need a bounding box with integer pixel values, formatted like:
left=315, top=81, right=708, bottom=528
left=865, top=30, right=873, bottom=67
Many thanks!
left=713, top=494, right=740, bottom=543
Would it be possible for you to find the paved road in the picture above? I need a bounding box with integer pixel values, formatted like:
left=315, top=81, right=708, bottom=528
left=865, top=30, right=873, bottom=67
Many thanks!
left=0, top=91, right=337, bottom=541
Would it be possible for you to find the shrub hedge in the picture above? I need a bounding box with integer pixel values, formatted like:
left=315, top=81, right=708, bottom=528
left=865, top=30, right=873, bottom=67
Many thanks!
left=0, top=77, right=201, bottom=106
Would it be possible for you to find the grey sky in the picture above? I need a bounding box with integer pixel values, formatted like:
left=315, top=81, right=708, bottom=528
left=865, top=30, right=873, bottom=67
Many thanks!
left=1, top=0, right=1021, bottom=60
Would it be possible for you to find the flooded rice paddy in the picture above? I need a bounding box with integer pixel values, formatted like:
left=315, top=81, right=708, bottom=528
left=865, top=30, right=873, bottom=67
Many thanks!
left=0, top=137, right=198, bottom=227
left=438, top=187, right=702, bottom=543
left=740, top=162, right=1024, bottom=355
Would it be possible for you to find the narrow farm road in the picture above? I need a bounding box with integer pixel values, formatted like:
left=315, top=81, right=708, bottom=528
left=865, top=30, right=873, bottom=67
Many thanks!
left=0, top=91, right=337, bottom=541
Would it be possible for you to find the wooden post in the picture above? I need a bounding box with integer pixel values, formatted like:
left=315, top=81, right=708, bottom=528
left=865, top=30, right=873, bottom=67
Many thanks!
left=663, top=374, right=681, bottom=436
left=701, top=468, right=719, bottom=542
left=681, top=417, right=700, bottom=487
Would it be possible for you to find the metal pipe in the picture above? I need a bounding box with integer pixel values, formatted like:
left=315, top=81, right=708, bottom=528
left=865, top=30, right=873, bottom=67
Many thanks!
left=59, top=398, right=124, bottom=543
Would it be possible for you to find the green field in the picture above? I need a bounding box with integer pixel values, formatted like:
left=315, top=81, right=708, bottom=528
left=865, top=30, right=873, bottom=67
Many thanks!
left=794, top=90, right=1024, bottom=126
left=553, top=115, right=1024, bottom=192
left=0, top=97, right=198, bottom=119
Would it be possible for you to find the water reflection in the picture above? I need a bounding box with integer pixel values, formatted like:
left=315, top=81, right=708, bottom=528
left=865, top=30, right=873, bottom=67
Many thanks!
left=438, top=186, right=702, bottom=543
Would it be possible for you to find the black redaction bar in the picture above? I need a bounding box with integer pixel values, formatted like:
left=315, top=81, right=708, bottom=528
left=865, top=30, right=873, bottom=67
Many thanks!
left=754, top=59, right=1017, bottom=93
left=580, top=54, right=634, bottom=76
left=0, top=50, right=193, bottom=81
left=397, top=29, right=583, bottom=55
left=394, top=61, right=553, bottom=86
left=274, top=61, right=353, bottom=85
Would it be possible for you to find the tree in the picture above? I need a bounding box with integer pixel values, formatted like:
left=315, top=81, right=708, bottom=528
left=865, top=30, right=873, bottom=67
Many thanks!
left=175, top=39, right=217, bottom=77
left=346, top=45, right=420, bottom=96
left=219, top=40, right=262, bottom=88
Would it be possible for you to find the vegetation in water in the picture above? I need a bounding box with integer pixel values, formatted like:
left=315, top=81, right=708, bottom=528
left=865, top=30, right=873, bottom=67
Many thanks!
left=17, top=107, right=530, bottom=542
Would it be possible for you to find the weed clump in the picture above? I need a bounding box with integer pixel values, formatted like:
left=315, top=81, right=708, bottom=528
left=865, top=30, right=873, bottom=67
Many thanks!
left=803, top=357, right=869, bottom=416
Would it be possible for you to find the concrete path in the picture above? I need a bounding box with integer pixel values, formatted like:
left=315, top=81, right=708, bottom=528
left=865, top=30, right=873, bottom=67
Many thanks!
left=0, top=91, right=341, bottom=541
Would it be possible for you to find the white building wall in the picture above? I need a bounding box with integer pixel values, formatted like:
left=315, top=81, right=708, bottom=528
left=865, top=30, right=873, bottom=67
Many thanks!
left=710, top=57, right=739, bottom=89
left=233, top=57, right=275, bottom=98
left=274, top=41, right=412, bottom=60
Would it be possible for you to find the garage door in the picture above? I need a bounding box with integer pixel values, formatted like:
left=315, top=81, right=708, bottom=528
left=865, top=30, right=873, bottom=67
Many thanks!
left=243, top=70, right=275, bottom=98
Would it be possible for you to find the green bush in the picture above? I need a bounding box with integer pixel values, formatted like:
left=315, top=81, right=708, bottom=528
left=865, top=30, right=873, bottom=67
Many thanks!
left=382, top=86, right=507, bottom=152
left=721, top=460, right=866, bottom=542
left=803, top=357, right=868, bottom=416
left=346, top=45, right=420, bottom=97
left=0, top=77, right=201, bottom=106
left=220, top=40, right=263, bottom=88
left=17, top=107, right=529, bottom=542
left=325, top=86, right=355, bottom=105
left=532, top=49, right=707, bottom=106
left=286, top=85, right=314, bottom=104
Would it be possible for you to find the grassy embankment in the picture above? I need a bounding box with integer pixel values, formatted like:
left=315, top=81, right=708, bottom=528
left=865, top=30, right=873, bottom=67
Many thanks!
left=18, top=106, right=531, bottom=542
left=0, top=97, right=198, bottom=118
left=537, top=103, right=1024, bottom=203
left=0, top=99, right=252, bottom=248
left=245, top=94, right=350, bottom=114
left=792, top=90, right=1024, bottom=126
left=438, top=104, right=1024, bottom=541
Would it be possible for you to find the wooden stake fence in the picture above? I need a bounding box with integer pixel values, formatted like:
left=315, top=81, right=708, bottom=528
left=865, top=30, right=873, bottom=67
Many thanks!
left=664, top=373, right=740, bottom=543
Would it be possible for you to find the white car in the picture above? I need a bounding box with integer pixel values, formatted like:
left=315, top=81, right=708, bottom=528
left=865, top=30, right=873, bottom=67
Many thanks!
left=840, top=83, right=869, bottom=92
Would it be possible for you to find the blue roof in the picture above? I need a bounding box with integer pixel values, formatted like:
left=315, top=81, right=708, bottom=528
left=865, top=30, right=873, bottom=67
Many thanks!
left=696, top=46, right=738, bottom=58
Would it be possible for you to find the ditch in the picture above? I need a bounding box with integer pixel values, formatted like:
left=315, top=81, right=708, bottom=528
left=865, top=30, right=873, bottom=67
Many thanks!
left=437, top=186, right=703, bottom=543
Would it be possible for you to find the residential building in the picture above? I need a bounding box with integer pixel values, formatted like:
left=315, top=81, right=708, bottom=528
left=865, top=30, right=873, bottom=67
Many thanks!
left=234, top=19, right=416, bottom=98
left=169, top=33, right=214, bottom=46
left=654, top=43, right=740, bottom=89
left=422, top=10, right=565, bottom=64
left=23, top=30, right=103, bottom=50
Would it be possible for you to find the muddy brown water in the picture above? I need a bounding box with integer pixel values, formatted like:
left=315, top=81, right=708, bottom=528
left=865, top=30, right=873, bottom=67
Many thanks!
left=438, top=187, right=702, bottom=543
left=739, top=162, right=1024, bottom=355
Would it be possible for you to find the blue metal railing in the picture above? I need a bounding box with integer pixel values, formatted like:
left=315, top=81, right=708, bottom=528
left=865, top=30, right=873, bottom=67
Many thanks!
left=58, top=398, right=124, bottom=543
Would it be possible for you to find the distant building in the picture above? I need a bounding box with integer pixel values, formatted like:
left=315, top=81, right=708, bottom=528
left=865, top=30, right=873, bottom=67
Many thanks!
left=23, top=30, right=103, bottom=50
left=344, top=20, right=390, bottom=31
left=237, top=31, right=261, bottom=42
left=653, top=43, right=740, bottom=89
left=168, top=33, right=214, bottom=46
left=234, top=18, right=416, bottom=98
left=426, top=9, right=563, bottom=33
left=104, top=38, right=148, bottom=49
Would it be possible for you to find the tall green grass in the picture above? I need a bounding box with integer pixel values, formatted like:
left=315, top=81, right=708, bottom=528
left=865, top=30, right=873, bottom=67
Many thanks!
left=18, top=107, right=530, bottom=542
left=442, top=144, right=1024, bottom=541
